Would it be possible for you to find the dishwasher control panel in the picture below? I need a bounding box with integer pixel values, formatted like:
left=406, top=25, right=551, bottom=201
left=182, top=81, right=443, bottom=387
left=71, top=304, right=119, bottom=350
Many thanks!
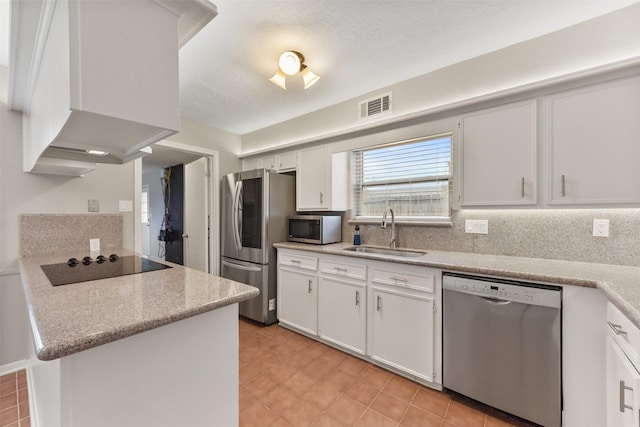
left=443, top=273, right=562, bottom=308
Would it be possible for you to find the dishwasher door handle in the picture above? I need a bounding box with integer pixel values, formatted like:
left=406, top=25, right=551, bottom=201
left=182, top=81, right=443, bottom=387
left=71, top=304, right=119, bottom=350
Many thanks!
left=481, top=296, right=513, bottom=306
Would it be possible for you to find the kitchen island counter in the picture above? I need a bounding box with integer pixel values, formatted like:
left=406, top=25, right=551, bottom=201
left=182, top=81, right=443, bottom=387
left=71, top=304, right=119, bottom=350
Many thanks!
left=19, top=248, right=257, bottom=427
left=19, top=248, right=259, bottom=361
left=275, top=241, right=640, bottom=328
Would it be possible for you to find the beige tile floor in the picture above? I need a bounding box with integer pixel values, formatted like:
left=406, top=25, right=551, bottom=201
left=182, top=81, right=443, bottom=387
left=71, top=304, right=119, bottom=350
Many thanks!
left=0, top=370, right=29, bottom=427
left=239, top=319, right=531, bottom=427
left=0, top=320, right=532, bottom=427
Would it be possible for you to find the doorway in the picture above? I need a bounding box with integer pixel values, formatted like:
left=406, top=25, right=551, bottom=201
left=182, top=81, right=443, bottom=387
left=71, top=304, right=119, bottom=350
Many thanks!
left=134, top=141, right=220, bottom=275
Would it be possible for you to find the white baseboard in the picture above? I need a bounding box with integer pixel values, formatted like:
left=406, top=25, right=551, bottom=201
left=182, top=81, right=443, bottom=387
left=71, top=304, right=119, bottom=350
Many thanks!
left=0, top=359, right=28, bottom=375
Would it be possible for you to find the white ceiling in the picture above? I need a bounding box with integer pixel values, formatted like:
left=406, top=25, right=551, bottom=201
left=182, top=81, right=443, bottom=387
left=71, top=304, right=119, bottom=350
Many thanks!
left=178, top=0, right=637, bottom=136
left=142, top=144, right=203, bottom=175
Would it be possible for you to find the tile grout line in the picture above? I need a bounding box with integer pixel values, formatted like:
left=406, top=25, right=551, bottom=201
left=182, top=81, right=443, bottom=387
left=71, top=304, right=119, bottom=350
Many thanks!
left=397, top=386, right=421, bottom=426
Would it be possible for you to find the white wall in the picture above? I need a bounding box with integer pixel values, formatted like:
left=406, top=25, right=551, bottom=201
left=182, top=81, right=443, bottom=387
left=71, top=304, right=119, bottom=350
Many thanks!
left=170, top=117, right=242, bottom=177
left=241, top=3, right=640, bottom=153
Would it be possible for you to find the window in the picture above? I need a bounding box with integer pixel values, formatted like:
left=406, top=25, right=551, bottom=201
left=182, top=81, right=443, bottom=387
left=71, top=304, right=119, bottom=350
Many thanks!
left=352, top=134, right=452, bottom=222
left=141, top=186, right=150, bottom=224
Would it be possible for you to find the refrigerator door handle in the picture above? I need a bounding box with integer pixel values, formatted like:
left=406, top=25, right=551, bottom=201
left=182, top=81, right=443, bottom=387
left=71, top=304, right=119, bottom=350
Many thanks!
left=222, top=259, right=262, bottom=272
left=232, top=181, right=243, bottom=251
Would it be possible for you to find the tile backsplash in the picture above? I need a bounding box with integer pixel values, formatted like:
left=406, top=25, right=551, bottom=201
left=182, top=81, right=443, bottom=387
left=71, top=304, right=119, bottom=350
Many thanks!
left=347, top=209, right=640, bottom=267
left=20, top=214, right=123, bottom=257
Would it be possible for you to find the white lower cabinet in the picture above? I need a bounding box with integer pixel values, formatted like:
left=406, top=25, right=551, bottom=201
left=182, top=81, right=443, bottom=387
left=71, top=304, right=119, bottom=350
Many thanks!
left=369, top=287, right=435, bottom=382
left=278, top=267, right=318, bottom=335
left=277, top=249, right=442, bottom=389
left=367, top=260, right=439, bottom=384
left=318, top=277, right=366, bottom=354
left=606, top=302, right=640, bottom=426
left=607, top=335, right=640, bottom=426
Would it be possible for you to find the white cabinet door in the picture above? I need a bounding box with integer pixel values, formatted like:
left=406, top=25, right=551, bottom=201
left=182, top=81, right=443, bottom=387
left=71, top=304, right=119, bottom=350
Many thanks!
left=460, top=100, right=537, bottom=205
left=296, top=147, right=348, bottom=211
left=277, top=152, right=298, bottom=172
left=261, top=155, right=277, bottom=171
left=297, top=146, right=330, bottom=210
left=607, top=335, right=640, bottom=427
left=548, top=76, right=640, bottom=204
left=318, top=277, right=366, bottom=354
left=278, top=268, right=317, bottom=335
left=369, top=287, right=435, bottom=382
left=242, top=158, right=262, bottom=171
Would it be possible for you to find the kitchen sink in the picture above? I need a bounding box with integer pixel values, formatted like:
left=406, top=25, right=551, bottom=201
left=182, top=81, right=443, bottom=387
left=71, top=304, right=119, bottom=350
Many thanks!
left=342, top=246, right=427, bottom=257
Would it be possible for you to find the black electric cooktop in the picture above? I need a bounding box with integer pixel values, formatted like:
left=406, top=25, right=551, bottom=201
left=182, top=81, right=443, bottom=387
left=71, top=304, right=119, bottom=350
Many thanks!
left=41, top=255, right=172, bottom=286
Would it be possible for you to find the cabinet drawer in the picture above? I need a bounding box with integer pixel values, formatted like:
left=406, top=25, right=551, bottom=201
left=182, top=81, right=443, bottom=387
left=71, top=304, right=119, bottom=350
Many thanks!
left=371, top=267, right=434, bottom=292
left=608, top=302, right=640, bottom=365
left=279, top=252, right=318, bottom=271
left=320, top=259, right=366, bottom=281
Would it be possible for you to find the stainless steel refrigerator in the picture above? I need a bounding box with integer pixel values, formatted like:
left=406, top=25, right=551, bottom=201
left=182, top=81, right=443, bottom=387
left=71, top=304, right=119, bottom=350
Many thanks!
left=220, top=169, right=295, bottom=324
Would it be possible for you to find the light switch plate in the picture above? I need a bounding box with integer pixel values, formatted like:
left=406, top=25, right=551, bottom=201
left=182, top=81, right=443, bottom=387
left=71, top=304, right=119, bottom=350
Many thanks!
left=465, top=219, right=489, bottom=234
left=593, top=219, right=609, bottom=237
left=119, top=200, right=133, bottom=212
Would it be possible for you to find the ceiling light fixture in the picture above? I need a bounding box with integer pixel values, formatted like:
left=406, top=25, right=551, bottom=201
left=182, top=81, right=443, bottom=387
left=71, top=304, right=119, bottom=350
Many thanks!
left=269, top=51, right=319, bottom=90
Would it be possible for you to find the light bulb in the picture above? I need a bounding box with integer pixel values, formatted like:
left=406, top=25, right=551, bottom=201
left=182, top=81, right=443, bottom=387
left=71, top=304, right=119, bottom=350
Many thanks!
left=279, top=51, right=301, bottom=76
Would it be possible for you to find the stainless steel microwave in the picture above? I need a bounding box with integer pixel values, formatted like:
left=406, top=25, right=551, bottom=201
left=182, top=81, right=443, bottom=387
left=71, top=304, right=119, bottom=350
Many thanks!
left=287, top=215, right=342, bottom=245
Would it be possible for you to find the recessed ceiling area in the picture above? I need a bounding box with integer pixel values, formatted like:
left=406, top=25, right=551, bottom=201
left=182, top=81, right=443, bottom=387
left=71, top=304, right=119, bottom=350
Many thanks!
left=178, top=0, right=638, bottom=136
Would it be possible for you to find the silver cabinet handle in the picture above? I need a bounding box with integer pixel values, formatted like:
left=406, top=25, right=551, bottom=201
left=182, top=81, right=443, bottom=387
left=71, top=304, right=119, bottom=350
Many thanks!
left=608, top=321, right=628, bottom=335
left=561, top=174, right=566, bottom=197
left=521, top=177, right=525, bottom=198
left=290, top=259, right=301, bottom=264
left=308, top=279, right=313, bottom=293
left=320, top=192, right=324, bottom=204
left=620, top=380, right=633, bottom=412
left=355, top=290, right=360, bottom=306
left=391, top=277, right=408, bottom=284
left=376, top=295, right=382, bottom=311
left=334, top=267, right=347, bottom=273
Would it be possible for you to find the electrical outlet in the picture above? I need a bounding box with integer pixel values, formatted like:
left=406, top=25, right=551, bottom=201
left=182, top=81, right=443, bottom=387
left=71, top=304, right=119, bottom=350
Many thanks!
left=268, top=299, right=275, bottom=311
left=593, top=219, right=609, bottom=237
left=88, top=199, right=99, bottom=212
left=465, top=219, right=489, bottom=234
left=90, top=238, right=100, bottom=251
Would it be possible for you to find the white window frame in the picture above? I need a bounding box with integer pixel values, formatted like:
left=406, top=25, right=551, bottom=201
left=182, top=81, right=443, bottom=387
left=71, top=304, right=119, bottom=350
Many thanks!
left=351, top=134, right=453, bottom=225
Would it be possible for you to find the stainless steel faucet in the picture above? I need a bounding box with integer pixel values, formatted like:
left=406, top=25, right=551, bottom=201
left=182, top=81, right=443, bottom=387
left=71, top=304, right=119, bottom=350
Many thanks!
left=381, top=207, right=396, bottom=248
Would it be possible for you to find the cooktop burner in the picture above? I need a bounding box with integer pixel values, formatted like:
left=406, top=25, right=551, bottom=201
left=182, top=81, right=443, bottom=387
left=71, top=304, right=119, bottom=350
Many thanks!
left=41, top=255, right=172, bottom=286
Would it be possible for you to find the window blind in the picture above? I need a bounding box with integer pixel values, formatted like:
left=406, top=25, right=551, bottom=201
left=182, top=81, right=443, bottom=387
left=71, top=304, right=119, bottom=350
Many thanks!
left=352, top=135, right=452, bottom=219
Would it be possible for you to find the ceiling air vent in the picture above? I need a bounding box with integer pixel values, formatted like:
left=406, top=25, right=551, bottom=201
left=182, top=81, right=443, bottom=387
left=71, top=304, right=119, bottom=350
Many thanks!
left=359, top=93, right=392, bottom=119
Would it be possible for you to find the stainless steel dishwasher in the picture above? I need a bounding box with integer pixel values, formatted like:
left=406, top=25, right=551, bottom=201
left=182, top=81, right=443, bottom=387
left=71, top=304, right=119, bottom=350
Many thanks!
left=443, top=272, right=562, bottom=427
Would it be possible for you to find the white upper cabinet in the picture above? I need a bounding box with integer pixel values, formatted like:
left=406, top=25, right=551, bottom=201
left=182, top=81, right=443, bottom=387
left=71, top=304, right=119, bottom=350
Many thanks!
left=297, top=146, right=348, bottom=211
left=547, top=76, right=640, bottom=205
left=11, top=0, right=216, bottom=176
left=277, top=151, right=298, bottom=172
left=242, top=158, right=263, bottom=171
left=460, top=100, right=537, bottom=206
left=243, top=151, right=297, bottom=172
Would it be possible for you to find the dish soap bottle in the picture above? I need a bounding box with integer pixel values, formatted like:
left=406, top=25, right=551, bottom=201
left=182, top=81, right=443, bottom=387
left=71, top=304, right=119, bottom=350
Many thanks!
left=353, top=225, right=361, bottom=245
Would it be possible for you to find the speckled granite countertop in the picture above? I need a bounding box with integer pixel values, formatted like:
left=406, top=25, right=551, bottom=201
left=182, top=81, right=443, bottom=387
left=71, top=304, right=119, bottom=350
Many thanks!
left=275, top=242, right=640, bottom=328
left=19, top=249, right=259, bottom=361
